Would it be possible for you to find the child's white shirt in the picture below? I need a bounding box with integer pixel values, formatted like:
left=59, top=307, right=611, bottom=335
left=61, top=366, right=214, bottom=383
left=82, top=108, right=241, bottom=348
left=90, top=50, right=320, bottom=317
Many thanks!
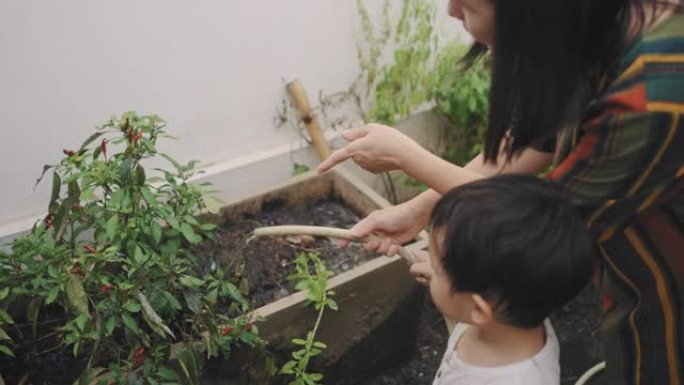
left=432, top=320, right=560, bottom=385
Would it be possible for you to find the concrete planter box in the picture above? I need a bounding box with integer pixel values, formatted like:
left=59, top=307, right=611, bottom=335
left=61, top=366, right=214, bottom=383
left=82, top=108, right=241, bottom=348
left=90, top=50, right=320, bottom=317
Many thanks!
left=199, top=168, right=428, bottom=384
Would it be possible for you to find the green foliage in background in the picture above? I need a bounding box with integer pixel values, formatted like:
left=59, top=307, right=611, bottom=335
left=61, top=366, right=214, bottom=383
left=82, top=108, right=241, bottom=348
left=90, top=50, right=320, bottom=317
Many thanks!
left=429, top=44, right=490, bottom=166
left=364, top=0, right=438, bottom=125
left=0, top=112, right=260, bottom=384
left=357, top=0, right=490, bottom=166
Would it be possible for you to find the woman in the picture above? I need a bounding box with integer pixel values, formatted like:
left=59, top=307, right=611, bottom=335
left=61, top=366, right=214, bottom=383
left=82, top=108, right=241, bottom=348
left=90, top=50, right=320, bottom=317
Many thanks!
left=317, top=0, right=684, bottom=384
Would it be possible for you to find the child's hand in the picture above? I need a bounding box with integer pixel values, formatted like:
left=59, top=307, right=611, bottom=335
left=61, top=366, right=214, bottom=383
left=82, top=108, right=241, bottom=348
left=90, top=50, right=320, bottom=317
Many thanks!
left=409, top=260, right=432, bottom=286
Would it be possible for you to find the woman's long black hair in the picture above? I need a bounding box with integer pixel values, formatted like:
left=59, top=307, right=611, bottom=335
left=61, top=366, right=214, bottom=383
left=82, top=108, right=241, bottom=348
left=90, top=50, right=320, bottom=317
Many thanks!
left=472, top=0, right=656, bottom=163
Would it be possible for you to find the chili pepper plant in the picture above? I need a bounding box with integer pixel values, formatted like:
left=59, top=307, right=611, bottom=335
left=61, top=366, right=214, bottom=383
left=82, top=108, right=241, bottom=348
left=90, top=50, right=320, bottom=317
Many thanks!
left=0, top=112, right=260, bottom=384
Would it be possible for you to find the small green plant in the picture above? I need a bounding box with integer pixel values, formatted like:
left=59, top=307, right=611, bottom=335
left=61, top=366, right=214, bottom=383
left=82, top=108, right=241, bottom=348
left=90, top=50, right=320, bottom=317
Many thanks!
left=0, top=112, right=260, bottom=384
left=280, top=252, right=337, bottom=385
left=292, top=163, right=311, bottom=176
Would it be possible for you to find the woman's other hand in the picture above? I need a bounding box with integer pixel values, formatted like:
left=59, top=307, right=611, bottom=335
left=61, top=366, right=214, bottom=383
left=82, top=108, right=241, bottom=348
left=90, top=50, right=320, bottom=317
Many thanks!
left=316, top=123, right=423, bottom=174
left=341, top=194, right=434, bottom=255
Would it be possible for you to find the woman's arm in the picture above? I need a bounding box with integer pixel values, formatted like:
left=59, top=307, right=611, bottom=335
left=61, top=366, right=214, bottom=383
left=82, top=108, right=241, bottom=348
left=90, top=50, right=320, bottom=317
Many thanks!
left=317, top=123, right=553, bottom=193
left=347, top=146, right=554, bottom=254
left=402, top=144, right=554, bottom=194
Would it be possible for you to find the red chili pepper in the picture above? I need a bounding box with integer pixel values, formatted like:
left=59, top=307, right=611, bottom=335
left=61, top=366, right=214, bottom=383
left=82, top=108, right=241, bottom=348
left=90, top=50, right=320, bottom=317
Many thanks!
left=100, top=283, right=114, bottom=293
left=83, top=245, right=97, bottom=254
left=133, top=347, right=145, bottom=367
left=43, top=215, right=53, bottom=229
left=72, top=266, right=84, bottom=275
left=100, top=138, right=108, bottom=157
left=63, top=149, right=75, bottom=156
left=221, top=325, right=233, bottom=336
left=127, top=129, right=133, bottom=142
left=133, top=131, right=143, bottom=143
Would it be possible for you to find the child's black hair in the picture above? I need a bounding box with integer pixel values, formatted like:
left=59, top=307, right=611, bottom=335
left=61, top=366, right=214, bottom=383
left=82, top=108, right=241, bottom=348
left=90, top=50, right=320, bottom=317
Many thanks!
left=429, top=174, right=595, bottom=329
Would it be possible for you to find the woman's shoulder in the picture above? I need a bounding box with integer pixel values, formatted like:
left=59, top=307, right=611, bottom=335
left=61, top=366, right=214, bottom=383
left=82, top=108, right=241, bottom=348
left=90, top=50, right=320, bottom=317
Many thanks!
left=616, top=13, right=684, bottom=81
left=602, top=12, right=684, bottom=116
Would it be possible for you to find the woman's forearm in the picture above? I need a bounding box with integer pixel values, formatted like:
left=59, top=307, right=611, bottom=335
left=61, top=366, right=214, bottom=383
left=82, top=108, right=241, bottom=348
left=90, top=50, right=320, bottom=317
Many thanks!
left=400, top=147, right=554, bottom=221
left=401, top=145, right=554, bottom=194
left=401, top=146, right=485, bottom=195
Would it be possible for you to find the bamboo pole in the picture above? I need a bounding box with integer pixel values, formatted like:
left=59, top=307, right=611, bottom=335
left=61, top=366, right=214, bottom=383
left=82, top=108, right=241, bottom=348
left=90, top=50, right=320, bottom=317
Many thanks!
left=286, top=80, right=331, bottom=161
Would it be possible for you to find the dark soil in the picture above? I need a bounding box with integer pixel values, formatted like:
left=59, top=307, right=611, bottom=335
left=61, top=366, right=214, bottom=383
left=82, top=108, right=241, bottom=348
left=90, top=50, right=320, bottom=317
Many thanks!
left=193, top=198, right=378, bottom=308
left=352, top=285, right=605, bottom=385
left=0, top=318, right=88, bottom=385
left=357, top=296, right=448, bottom=385
left=551, top=284, right=607, bottom=385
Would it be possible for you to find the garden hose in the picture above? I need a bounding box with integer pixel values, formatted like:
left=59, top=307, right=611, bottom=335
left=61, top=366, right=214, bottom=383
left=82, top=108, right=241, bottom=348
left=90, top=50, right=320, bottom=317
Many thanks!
left=251, top=225, right=423, bottom=264
left=575, top=361, right=606, bottom=385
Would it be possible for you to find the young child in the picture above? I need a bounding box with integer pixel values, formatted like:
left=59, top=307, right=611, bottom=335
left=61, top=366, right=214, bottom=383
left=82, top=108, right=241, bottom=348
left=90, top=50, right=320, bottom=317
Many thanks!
left=410, top=174, right=595, bottom=385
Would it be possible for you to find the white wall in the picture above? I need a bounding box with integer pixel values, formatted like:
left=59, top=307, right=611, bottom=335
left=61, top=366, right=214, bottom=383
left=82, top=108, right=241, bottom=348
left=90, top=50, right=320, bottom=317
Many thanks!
left=0, top=0, right=463, bottom=234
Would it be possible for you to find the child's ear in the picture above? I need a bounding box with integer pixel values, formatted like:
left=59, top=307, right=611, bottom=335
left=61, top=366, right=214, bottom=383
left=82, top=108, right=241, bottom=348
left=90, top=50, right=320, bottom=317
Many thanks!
left=469, top=293, right=495, bottom=325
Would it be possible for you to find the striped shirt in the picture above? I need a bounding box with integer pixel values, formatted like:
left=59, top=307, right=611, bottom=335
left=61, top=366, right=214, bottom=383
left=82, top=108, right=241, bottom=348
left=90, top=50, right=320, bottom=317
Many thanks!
left=548, top=13, right=684, bottom=385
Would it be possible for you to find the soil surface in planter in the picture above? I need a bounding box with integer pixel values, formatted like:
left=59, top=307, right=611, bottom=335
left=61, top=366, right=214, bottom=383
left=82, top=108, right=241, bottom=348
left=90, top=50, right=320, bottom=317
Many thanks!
left=349, top=285, right=605, bottom=385
left=0, top=319, right=88, bottom=385
left=193, top=198, right=379, bottom=308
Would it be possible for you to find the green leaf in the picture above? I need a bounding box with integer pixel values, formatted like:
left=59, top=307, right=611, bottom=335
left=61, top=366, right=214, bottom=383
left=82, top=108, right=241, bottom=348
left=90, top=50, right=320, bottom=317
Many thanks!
left=105, top=316, right=117, bottom=336
left=79, top=188, right=96, bottom=201
left=0, top=327, right=10, bottom=341
left=78, top=131, right=105, bottom=152
left=180, top=223, right=201, bottom=244
left=162, top=291, right=182, bottom=310
left=0, top=345, right=15, bottom=357
left=66, top=276, right=90, bottom=316
left=151, top=221, right=162, bottom=243
left=133, top=245, right=145, bottom=264
left=281, top=360, right=297, bottom=374
left=53, top=200, right=69, bottom=236
left=160, top=153, right=182, bottom=172
left=183, top=216, right=199, bottom=226
left=121, top=313, right=141, bottom=335
left=50, top=171, right=61, bottom=207
left=123, top=300, right=141, bottom=313
left=204, top=196, right=223, bottom=214
left=137, top=291, right=175, bottom=339
left=109, top=189, right=125, bottom=208
left=140, top=187, right=158, bottom=208
left=74, top=313, right=89, bottom=332
left=199, top=222, right=217, bottom=231
left=119, top=157, right=132, bottom=182
left=0, top=288, right=9, bottom=301
left=292, top=338, right=307, bottom=346
left=68, top=181, right=81, bottom=202
left=157, top=366, right=181, bottom=381
left=175, top=347, right=202, bottom=385
left=135, top=165, right=146, bottom=186
left=292, top=163, right=310, bottom=176
left=183, top=291, right=202, bottom=315
left=313, top=341, right=327, bottom=349
left=106, top=215, right=119, bottom=240
left=46, top=287, right=59, bottom=304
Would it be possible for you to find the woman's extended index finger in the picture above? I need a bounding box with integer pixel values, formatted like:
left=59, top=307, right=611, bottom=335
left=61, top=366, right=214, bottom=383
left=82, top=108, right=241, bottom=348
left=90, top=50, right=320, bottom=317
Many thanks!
left=316, top=145, right=353, bottom=173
